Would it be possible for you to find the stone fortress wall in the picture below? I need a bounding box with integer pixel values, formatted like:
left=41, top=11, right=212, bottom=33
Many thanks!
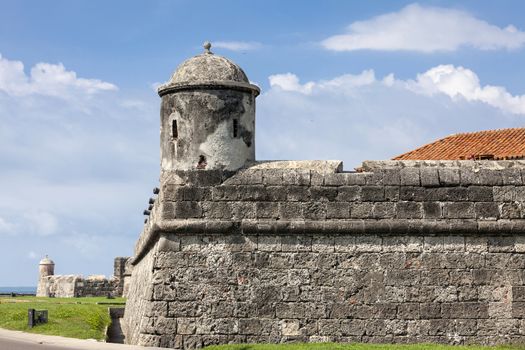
left=37, top=256, right=132, bottom=298
left=121, top=42, right=525, bottom=349
left=124, top=159, right=525, bottom=348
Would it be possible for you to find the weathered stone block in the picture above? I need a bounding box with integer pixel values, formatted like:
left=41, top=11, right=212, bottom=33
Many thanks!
left=364, top=172, right=384, bottom=185
left=501, top=168, right=522, bottom=186
left=326, top=202, right=350, bottom=219
left=385, top=270, right=420, bottom=286
left=355, top=235, right=382, bottom=252
left=282, top=236, right=312, bottom=252
left=420, top=168, right=440, bottom=187
left=512, top=302, right=525, bottom=318
left=475, top=202, right=499, bottom=220
left=438, top=168, right=460, bottom=186
left=281, top=319, right=301, bottom=336
left=443, top=236, right=465, bottom=251
left=443, top=202, right=475, bottom=219
left=256, top=202, right=279, bottom=219
left=382, top=169, right=401, bottom=186
left=304, top=202, right=327, bottom=220
left=286, top=186, right=310, bottom=202
left=423, top=236, right=443, bottom=252
left=279, top=203, right=304, bottom=219
left=444, top=187, right=469, bottom=201
left=441, top=302, right=488, bottom=319
left=488, top=236, right=515, bottom=253
left=494, top=186, right=515, bottom=202
left=324, top=173, right=346, bottom=187
left=399, top=187, right=426, bottom=201
left=361, top=186, right=385, bottom=201
left=456, top=319, right=477, bottom=336
left=177, top=318, right=197, bottom=335
left=423, top=202, right=441, bottom=219
left=397, top=202, right=423, bottom=219
left=372, top=202, right=396, bottom=219
left=397, top=303, right=419, bottom=319
left=309, top=235, right=333, bottom=253
left=202, top=202, right=231, bottom=219
left=384, top=186, right=400, bottom=201
left=309, top=187, right=338, bottom=202
left=283, top=170, right=310, bottom=186
left=501, top=202, right=521, bottom=219
left=318, top=319, right=342, bottom=336
left=478, top=169, right=503, bottom=186
left=419, top=303, right=441, bottom=319
left=336, top=186, right=360, bottom=201
left=276, top=303, right=306, bottom=318
left=400, top=168, right=421, bottom=186
left=230, top=202, right=257, bottom=220
left=350, top=202, right=374, bottom=219
left=383, top=236, right=422, bottom=252
left=238, top=318, right=262, bottom=335
left=258, top=235, right=282, bottom=252
left=468, top=186, right=494, bottom=202
left=212, top=186, right=239, bottom=201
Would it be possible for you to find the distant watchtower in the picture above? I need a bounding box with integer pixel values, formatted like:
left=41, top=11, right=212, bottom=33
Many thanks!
left=38, top=255, right=55, bottom=278
left=36, top=256, right=55, bottom=297
left=157, top=42, right=260, bottom=172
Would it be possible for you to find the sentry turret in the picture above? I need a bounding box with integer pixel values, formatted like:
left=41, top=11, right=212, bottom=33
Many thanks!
left=157, top=42, right=260, bottom=172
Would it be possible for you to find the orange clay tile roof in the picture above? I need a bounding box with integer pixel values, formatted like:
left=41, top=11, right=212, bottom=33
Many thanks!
left=393, top=128, right=525, bottom=160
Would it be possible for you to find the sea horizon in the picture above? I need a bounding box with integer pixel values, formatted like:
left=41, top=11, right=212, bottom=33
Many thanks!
left=0, top=286, right=36, bottom=294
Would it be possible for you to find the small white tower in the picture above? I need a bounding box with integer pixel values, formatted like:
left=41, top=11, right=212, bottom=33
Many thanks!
left=157, top=42, right=260, bottom=172
left=39, top=255, right=55, bottom=278
left=36, top=255, right=55, bottom=297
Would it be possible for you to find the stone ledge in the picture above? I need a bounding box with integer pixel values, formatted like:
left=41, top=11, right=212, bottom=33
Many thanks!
left=131, top=218, right=525, bottom=265
left=362, top=160, right=525, bottom=171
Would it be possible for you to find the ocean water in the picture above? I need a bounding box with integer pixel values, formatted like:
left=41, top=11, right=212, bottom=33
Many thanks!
left=0, top=286, right=36, bottom=294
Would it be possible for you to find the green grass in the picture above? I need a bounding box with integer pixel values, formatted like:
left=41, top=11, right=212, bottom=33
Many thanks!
left=0, top=296, right=126, bottom=341
left=204, top=344, right=525, bottom=350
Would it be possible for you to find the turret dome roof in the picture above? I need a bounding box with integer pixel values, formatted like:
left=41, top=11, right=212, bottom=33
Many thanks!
left=170, top=53, right=249, bottom=84
left=157, top=42, right=259, bottom=96
left=39, top=256, right=54, bottom=265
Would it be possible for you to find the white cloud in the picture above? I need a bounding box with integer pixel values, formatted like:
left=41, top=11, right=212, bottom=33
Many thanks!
left=0, top=217, right=15, bottom=235
left=61, top=233, right=104, bottom=257
left=257, top=66, right=525, bottom=169
left=24, top=211, right=59, bottom=236
left=269, top=70, right=376, bottom=95
left=269, top=65, right=525, bottom=116
left=322, top=3, right=525, bottom=52
left=0, top=53, right=117, bottom=98
left=406, top=65, right=525, bottom=115
left=269, top=73, right=315, bottom=94
left=213, top=41, right=262, bottom=51
left=27, top=251, right=38, bottom=259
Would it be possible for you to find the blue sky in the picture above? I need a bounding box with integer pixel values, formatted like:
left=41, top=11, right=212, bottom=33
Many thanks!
left=1, top=1, right=525, bottom=285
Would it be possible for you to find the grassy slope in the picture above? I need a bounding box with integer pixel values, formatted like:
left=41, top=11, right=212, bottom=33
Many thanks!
left=0, top=296, right=125, bottom=341
left=204, top=344, right=525, bottom=350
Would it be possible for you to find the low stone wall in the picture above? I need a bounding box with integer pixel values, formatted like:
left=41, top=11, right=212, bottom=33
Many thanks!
left=37, top=275, right=80, bottom=297
left=124, top=160, right=525, bottom=348
left=79, top=276, right=119, bottom=297
left=36, top=257, right=132, bottom=298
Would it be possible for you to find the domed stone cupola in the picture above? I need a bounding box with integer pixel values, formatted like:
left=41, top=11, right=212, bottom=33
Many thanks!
left=39, top=255, right=55, bottom=278
left=157, top=42, right=260, bottom=172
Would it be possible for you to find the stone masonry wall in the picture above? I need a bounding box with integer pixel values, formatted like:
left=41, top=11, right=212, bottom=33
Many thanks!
left=124, top=160, right=525, bottom=348
left=37, top=275, right=80, bottom=297
left=37, top=257, right=131, bottom=298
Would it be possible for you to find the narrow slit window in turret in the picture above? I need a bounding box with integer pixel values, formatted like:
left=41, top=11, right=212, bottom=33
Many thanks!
left=172, top=119, right=178, bottom=139
left=233, top=119, right=238, bottom=138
